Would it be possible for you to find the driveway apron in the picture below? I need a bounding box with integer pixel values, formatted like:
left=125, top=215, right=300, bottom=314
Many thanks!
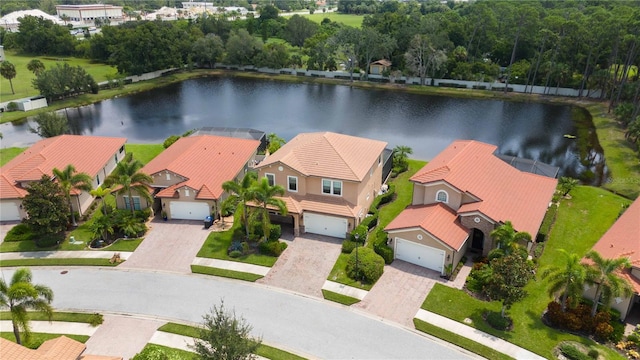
left=258, top=234, right=342, bottom=298
left=84, top=315, right=164, bottom=360
left=119, top=219, right=210, bottom=273
left=354, top=260, right=445, bottom=326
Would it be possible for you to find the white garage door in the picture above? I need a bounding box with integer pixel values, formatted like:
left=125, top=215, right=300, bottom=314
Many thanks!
left=0, top=202, right=21, bottom=222
left=395, top=238, right=445, bottom=274
left=169, top=201, right=210, bottom=220
left=303, top=213, right=348, bottom=238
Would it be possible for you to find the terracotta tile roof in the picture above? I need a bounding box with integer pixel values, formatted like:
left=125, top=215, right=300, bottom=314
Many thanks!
left=1, top=335, right=87, bottom=360
left=36, top=335, right=86, bottom=359
left=0, top=135, right=126, bottom=200
left=143, top=135, right=259, bottom=200
left=253, top=193, right=360, bottom=219
left=411, top=140, right=557, bottom=236
left=589, top=197, right=640, bottom=292
left=385, top=203, right=469, bottom=250
left=257, top=132, right=387, bottom=182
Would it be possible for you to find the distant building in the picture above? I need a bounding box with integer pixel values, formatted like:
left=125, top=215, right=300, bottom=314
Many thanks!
left=0, top=45, right=4, bottom=62
left=0, top=9, right=63, bottom=32
left=181, top=2, right=249, bottom=15
left=56, top=4, right=123, bottom=24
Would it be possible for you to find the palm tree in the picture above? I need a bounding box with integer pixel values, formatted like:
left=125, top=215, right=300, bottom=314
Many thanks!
left=392, top=145, right=413, bottom=172
left=541, top=249, right=589, bottom=312
left=105, top=160, right=153, bottom=215
left=558, top=177, right=579, bottom=197
left=52, top=164, right=93, bottom=227
left=0, top=60, right=17, bottom=94
left=222, top=172, right=258, bottom=239
left=490, top=221, right=531, bottom=256
left=0, top=268, right=53, bottom=345
left=585, top=250, right=633, bottom=317
left=90, top=215, right=114, bottom=242
left=251, top=178, right=287, bottom=242
left=90, top=186, right=112, bottom=215
left=26, top=59, right=46, bottom=76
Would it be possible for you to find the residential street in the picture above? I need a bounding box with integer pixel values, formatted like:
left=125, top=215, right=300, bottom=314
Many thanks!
left=1, top=267, right=476, bottom=360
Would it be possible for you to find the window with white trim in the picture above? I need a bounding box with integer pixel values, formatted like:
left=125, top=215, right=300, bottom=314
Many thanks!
left=436, top=190, right=448, bottom=203
left=265, top=173, right=275, bottom=186
left=166, top=172, right=171, bottom=180
left=185, top=189, right=190, bottom=197
left=322, top=179, right=342, bottom=196
left=287, top=176, right=298, bottom=192
left=123, top=195, right=142, bottom=210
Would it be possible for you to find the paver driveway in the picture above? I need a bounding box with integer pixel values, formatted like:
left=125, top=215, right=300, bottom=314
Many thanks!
left=84, top=315, right=164, bottom=360
left=258, top=234, right=342, bottom=297
left=354, top=260, right=446, bottom=326
left=119, top=219, right=210, bottom=273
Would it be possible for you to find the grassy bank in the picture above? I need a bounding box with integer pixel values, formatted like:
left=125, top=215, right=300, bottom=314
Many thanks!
left=300, top=13, right=364, bottom=27
left=0, top=147, right=26, bottom=166
left=421, top=186, right=630, bottom=359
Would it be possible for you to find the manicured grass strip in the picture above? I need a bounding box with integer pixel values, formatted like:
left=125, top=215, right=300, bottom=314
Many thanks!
left=321, top=289, right=360, bottom=305
left=299, top=13, right=364, bottom=28
left=0, top=147, right=26, bottom=166
left=135, top=344, right=197, bottom=359
left=326, top=253, right=373, bottom=291
left=413, top=319, right=514, bottom=360
left=0, top=311, right=98, bottom=323
left=0, top=332, right=89, bottom=349
left=196, top=224, right=277, bottom=267
left=0, top=258, right=118, bottom=267
left=158, top=322, right=306, bottom=360
left=190, top=265, right=263, bottom=282
left=125, top=144, right=165, bottom=165
left=99, top=238, right=143, bottom=252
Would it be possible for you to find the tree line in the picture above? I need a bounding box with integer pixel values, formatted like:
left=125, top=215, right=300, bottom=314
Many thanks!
left=2, top=0, right=640, bottom=147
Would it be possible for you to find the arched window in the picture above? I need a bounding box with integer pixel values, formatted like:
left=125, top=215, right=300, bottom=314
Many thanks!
left=436, top=190, right=448, bottom=203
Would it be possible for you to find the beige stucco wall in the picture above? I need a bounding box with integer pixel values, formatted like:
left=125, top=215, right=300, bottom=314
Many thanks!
left=150, top=170, right=188, bottom=188
left=259, top=164, right=307, bottom=195
left=114, top=188, right=152, bottom=211
left=459, top=214, right=495, bottom=256
left=583, top=285, right=634, bottom=320
left=412, top=183, right=463, bottom=210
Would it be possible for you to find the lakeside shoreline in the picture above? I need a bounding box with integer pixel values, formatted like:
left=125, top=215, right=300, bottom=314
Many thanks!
left=1, top=69, right=638, bottom=198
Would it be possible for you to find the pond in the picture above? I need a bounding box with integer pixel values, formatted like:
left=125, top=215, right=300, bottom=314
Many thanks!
left=0, top=76, right=607, bottom=184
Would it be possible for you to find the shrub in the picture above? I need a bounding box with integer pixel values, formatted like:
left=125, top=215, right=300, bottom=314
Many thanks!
left=268, top=224, right=281, bottom=242
left=342, top=240, right=357, bottom=254
left=560, top=344, right=591, bottom=360
left=374, top=243, right=394, bottom=264
left=346, top=247, right=385, bottom=283
left=465, top=263, right=492, bottom=294
left=350, top=225, right=367, bottom=243
left=89, top=313, right=104, bottom=327
left=594, top=322, right=614, bottom=342
left=628, top=333, right=640, bottom=345
left=587, top=349, right=599, bottom=359
left=486, top=311, right=511, bottom=331
left=36, top=233, right=63, bottom=248
left=6, top=102, right=18, bottom=111
left=360, top=213, right=378, bottom=230
left=258, top=240, right=287, bottom=256
left=241, top=241, right=250, bottom=253
left=229, top=250, right=242, bottom=258
left=611, top=320, right=625, bottom=343
left=378, top=184, right=396, bottom=206
left=163, top=135, right=180, bottom=149
left=136, top=208, right=153, bottom=222
left=4, top=223, right=33, bottom=242
left=227, top=240, right=242, bottom=254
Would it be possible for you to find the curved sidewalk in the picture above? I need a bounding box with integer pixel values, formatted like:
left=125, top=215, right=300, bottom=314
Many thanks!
left=0, top=251, right=132, bottom=260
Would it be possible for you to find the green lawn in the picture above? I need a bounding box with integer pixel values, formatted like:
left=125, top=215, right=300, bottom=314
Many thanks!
left=158, top=322, right=307, bottom=360
left=321, top=289, right=361, bottom=305
left=0, top=49, right=118, bottom=103
left=326, top=159, right=425, bottom=290
left=0, top=311, right=100, bottom=323
left=0, top=147, right=26, bottom=166
left=0, top=332, right=89, bottom=349
left=587, top=102, right=640, bottom=199
left=196, top=224, right=278, bottom=267
left=420, top=185, right=630, bottom=360
left=134, top=344, right=197, bottom=359
left=413, top=319, right=514, bottom=360
left=300, top=12, right=364, bottom=27
left=125, top=143, right=165, bottom=165
left=191, top=265, right=263, bottom=282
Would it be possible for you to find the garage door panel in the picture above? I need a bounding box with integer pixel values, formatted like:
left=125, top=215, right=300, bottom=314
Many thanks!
left=0, top=202, right=21, bottom=222
left=303, top=213, right=347, bottom=238
left=395, top=238, right=444, bottom=273
left=169, top=201, right=210, bottom=220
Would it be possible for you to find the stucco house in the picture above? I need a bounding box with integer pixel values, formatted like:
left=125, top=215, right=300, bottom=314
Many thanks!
left=114, top=135, right=259, bottom=220
left=583, top=197, right=640, bottom=320
left=0, top=135, right=126, bottom=222
left=254, top=132, right=388, bottom=238
left=385, top=140, right=558, bottom=275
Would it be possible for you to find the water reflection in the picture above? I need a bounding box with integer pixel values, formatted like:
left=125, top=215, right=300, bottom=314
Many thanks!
left=0, top=77, right=607, bottom=184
